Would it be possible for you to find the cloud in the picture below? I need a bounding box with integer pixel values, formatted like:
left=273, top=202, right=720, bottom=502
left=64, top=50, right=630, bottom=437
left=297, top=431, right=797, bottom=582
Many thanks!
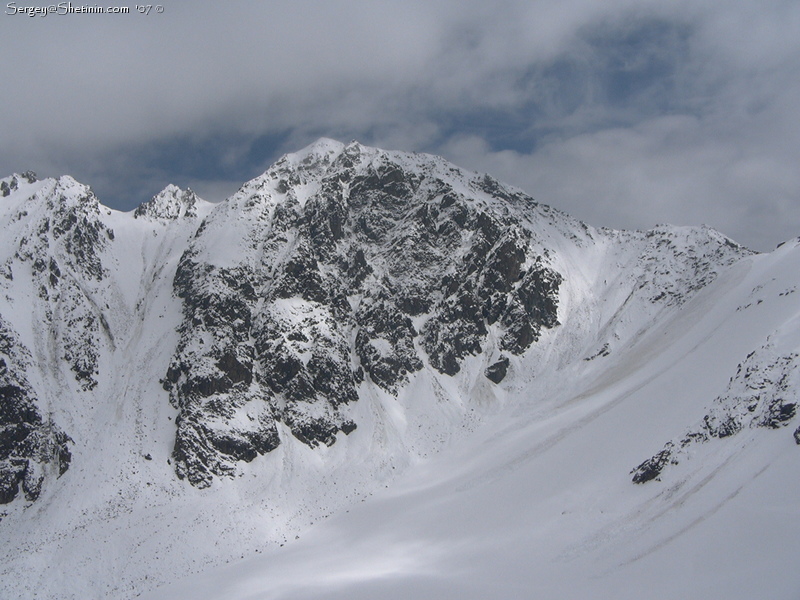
left=1, top=0, right=798, bottom=249
left=440, top=110, right=800, bottom=252
left=434, top=0, right=800, bottom=250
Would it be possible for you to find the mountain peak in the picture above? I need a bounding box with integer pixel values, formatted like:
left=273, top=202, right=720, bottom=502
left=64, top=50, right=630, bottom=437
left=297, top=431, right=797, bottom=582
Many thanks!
left=133, top=185, right=208, bottom=221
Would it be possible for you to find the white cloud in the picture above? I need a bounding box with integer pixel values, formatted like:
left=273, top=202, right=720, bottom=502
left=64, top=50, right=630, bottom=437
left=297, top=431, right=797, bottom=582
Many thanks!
left=439, top=108, right=800, bottom=251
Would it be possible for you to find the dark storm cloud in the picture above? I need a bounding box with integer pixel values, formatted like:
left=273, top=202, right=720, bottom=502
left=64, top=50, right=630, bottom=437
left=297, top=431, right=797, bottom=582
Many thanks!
left=1, top=0, right=798, bottom=250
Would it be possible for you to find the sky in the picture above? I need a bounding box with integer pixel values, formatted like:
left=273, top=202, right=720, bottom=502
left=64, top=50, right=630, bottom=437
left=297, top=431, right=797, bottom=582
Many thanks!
left=1, top=0, right=799, bottom=251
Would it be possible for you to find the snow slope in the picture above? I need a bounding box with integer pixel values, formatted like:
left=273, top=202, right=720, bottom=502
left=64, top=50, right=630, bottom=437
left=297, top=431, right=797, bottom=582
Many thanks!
left=144, top=239, right=800, bottom=600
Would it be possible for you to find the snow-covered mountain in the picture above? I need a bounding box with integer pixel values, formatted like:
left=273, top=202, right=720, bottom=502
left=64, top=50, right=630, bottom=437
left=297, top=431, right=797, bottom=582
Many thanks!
left=0, top=140, right=798, bottom=599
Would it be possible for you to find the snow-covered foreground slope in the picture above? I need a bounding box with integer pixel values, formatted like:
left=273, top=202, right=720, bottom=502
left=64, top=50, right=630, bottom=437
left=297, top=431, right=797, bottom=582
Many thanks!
left=0, top=141, right=797, bottom=599
left=145, top=239, right=800, bottom=600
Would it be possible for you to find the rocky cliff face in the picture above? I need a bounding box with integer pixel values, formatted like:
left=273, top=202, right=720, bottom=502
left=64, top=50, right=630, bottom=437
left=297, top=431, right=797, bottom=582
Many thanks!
left=0, top=169, right=217, bottom=506
left=0, top=315, right=71, bottom=505
left=0, top=173, right=119, bottom=504
left=162, top=141, right=563, bottom=487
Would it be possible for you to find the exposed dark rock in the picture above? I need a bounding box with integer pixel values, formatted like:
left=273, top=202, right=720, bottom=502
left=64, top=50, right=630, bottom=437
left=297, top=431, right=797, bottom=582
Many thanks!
left=515, top=265, right=562, bottom=330
left=7, top=178, right=116, bottom=392
left=485, top=356, right=510, bottom=384
left=275, top=247, right=328, bottom=303
left=632, top=346, right=799, bottom=483
left=703, top=413, right=742, bottom=438
left=355, top=295, right=422, bottom=390
left=284, top=403, right=340, bottom=448
left=0, top=173, right=35, bottom=197
left=423, top=290, right=487, bottom=375
left=172, top=397, right=280, bottom=488
left=216, top=351, right=253, bottom=387
left=0, top=466, right=22, bottom=504
left=49, top=199, right=108, bottom=282
left=632, top=444, right=675, bottom=484
left=584, top=343, right=611, bottom=361
left=345, top=248, right=372, bottom=288
left=0, top=317, right=71, bottom=503
left=134, top=186, right=200, bottom=220
left=760, top=401, right=796, bottom=428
